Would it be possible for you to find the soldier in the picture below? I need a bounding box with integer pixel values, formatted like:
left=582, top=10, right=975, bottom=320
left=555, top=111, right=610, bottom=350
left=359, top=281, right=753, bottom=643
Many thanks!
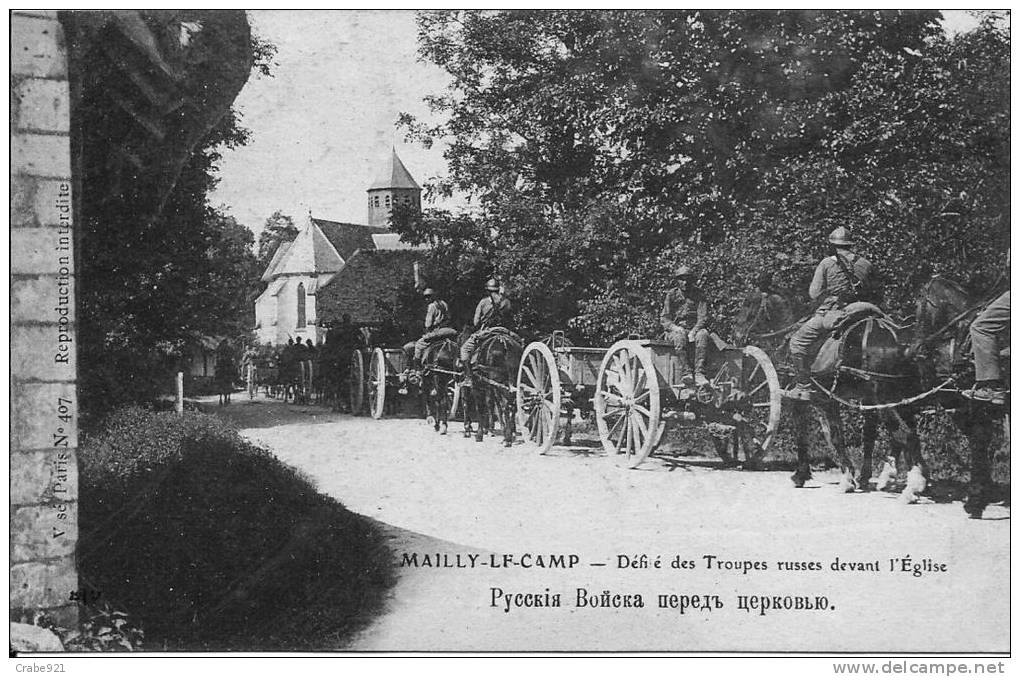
left=966, top=257, right=1009, bottom=403
left=403, top=288, right=457, bottom=369
left=459, top=278, right=512, bottom=383
left=787, top=226, right=878, bottom=399
left=660, top=264, right=710, bottom=387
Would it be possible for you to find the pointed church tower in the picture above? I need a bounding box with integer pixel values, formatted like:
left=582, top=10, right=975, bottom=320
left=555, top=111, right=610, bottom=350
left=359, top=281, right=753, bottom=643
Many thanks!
left=367, top=148, right=422, bottom=227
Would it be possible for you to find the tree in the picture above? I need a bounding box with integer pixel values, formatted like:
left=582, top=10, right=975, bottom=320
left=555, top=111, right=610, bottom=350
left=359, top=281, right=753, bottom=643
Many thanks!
left=75, top=20, right=276, bottom=423
left=256, top=210, right=299, bottom=268
left=401, top=10, right=1007, bottom=344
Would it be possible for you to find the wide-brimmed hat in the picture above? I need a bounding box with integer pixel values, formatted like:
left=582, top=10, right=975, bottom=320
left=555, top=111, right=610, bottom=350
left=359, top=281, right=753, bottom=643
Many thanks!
left=485, top=278, right=500, bottom=291
left=422, top=287, right=436, bottom=297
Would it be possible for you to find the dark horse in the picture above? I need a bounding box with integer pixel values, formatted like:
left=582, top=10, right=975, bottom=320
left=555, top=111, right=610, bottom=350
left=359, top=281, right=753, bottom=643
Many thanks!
left=466, top=330, right=524, bottom=447
left=733, top=291, right=925, bottom=499
left=419, top=333, right=461, bottom=436
left=908, top=275, right=1010, bottom=518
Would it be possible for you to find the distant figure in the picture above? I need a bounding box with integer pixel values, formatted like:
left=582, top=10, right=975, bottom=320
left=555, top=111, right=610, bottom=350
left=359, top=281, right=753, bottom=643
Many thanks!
left=214, top=339, right=237, bottom=406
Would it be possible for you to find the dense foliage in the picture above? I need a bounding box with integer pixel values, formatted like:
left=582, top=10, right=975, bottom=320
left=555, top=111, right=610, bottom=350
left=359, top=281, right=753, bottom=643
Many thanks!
left=256, top=210, right=300, bottom=269
left=78, top=408, right=392, bottom=649
left=76, top=28, right=274, bottom=424
left=396, top=10, right=1009, bottom=343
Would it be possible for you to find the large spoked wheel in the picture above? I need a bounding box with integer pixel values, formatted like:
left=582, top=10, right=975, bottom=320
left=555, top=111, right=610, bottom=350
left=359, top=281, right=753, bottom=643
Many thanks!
left=738, top=345, right=782, bottom=461
left=349, top=351, right=366, bottom=415
left=516, top=341, right=562, bottom=454
left=595, top=340, right=661, bottom=468
left=369, top=347, right=387, bottom=420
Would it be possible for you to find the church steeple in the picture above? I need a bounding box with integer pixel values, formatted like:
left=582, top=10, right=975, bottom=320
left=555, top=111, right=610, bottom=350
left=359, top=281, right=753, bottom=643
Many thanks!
left=367, top=148, right=421, bottom=227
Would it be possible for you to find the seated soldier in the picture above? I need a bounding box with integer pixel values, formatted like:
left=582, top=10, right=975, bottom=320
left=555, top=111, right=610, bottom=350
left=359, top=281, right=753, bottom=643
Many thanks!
left=966, top=290, right=1009, bottom=404
left=403, top=287, right=457, bottom=369
left=459, top=278, right=512, bottom=384
left=660, top=264, right=710, bottom=387
left=787, top=226, right=878, bottom=399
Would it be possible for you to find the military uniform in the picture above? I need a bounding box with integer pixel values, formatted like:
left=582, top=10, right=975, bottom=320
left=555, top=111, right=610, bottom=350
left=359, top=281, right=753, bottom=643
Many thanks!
left=660, top=281, right=710, bottom=383
left=789, top=228, right=877, bottom=392
left=460, top=284, right=512, bottom=366
left=403, top=296, right=457, bottom=364
left=966, top=248, right=1010, bottom=403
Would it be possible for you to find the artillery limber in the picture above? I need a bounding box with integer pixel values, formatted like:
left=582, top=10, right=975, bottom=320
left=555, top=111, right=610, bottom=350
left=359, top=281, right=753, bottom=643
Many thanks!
left=349, top=344, right=463, bottom=423
left=593, top=335, right=782, bottom=469
left=515, top=331, right=607, bottom=453
left=349, top=347, right=408, bottom=418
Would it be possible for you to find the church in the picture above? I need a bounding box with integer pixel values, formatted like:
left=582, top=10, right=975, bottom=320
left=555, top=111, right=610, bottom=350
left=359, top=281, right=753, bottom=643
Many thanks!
left=254, top=149, right=425, bottom=345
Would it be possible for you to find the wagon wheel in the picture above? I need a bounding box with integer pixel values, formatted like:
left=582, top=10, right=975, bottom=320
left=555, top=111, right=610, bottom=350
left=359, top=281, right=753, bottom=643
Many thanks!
left=369, top=347, right=387, bottom=420
left=349, top=350, right=366, bottom=415
left=595, top=341, right=661, bottom=468
left=517, top=342, right=562, bottom=454
left=737, top=345, right=782, bottom=463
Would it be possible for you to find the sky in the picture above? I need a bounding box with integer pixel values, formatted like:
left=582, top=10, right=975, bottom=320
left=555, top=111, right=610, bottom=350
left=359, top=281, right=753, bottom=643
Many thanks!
left=208, top=10, right=458, bottom=236
left=207, top=10, right=997, bottom=239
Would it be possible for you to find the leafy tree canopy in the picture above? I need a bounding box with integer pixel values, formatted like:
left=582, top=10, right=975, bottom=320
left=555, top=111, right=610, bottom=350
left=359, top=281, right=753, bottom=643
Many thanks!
left=397, top=10, right=1009, bottom=344
left=256, top=210, right=299, bottom=268
left=77, top=27, right=275, bottom=422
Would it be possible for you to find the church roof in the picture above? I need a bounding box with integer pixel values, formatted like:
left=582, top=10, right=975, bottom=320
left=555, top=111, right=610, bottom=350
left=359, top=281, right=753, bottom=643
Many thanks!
left=367, top=148, right=421, bottom=191
left=316, top=249, right=423, bottom=326
left=313, top=218, right=390, bottom=260
left=371, top=233, right=424, bottom=250
left=260, top=241, right=292, bottom=282
left=272, top=216, right=345, bottom=276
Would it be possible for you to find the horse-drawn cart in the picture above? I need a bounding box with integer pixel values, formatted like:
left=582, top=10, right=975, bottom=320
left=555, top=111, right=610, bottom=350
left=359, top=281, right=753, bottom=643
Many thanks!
left=348, top=347, right=409, bottom=419
left=593, top=337, right=782, bottom=468
left=515, top=331, right=607, bottom=453
left=349, top=345, right=463, bottom=422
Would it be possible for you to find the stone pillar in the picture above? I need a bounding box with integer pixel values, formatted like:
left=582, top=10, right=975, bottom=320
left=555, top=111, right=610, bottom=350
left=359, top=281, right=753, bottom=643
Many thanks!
left=11, top=10, right=79, bottom=629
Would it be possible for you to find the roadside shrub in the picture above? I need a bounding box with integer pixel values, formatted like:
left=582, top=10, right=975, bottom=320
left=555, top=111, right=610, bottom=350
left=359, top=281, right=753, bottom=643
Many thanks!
left=78, top=407, right=392, bottom=649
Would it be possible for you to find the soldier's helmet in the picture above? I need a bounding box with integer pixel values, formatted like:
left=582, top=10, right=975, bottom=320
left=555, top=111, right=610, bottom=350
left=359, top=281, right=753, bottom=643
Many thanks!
left=422, top=287, right=436, bottom=297
left=485, top=278, right=500, bottom=292
left=676, top=264, right=694, bottom=278
left=828, top=226, right=853, bottom=246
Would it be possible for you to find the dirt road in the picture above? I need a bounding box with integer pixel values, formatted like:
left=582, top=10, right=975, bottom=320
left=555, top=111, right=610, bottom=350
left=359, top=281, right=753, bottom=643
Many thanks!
left=214, top=396, right=1009, bottom=652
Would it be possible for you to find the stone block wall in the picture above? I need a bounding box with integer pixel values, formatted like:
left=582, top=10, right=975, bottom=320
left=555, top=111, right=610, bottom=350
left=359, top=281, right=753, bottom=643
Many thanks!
left=11, top=10, right=78, bottom=629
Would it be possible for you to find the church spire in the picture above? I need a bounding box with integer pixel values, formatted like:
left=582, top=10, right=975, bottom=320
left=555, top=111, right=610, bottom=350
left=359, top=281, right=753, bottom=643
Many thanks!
left=368, top=147, right=421, bottom=191
left=367, top=147, right=421, bottom=227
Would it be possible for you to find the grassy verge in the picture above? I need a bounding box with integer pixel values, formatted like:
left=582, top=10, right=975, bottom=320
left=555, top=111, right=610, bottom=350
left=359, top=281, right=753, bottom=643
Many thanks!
left=78, top=407, right=393, bottom=650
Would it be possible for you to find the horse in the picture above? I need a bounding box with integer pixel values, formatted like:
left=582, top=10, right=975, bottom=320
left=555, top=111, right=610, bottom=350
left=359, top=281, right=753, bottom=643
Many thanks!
left=908, top=274, right=1010, bottom=518
left=732, top=289, right=926, bottom=499
left=419, top=334, right=461, bottom=435
left=466, top=329, right=524, bottom=447
left=726, top=286, right=802, bottom=465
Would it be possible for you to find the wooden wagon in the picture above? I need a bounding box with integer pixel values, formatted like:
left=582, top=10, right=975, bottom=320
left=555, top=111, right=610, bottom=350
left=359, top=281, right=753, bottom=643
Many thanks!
left=593, top=337, right=782, bottom=468
left=349, top=347, right=462, bottom=420
left=515, top=331, right=608, bottom=453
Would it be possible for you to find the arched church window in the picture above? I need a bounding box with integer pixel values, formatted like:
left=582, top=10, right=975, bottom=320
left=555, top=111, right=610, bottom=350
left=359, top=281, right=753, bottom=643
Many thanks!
left=385, top=194, right=391, bottom=207
left=296, top=282, right=306, bottom=328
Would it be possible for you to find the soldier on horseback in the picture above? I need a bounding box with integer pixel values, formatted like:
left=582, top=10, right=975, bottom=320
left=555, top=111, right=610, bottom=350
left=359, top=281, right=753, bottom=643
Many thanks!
left=787, top=226, right=879, bottom=399
left=660, top=264, right=711, bottom=387
left=965, top=252, right=1009, bottom=404
left=459, top=278, right=512, bottom=385
left=403, top=287, right=457, bottom=370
